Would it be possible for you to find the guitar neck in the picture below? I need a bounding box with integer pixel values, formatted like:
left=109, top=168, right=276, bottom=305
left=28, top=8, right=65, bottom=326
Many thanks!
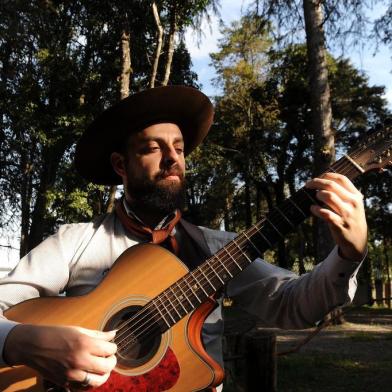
left=149, top=152, right=366, bottom=333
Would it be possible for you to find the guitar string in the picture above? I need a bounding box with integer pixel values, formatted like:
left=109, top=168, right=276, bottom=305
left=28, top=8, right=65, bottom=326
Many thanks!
left=112, top=158, right=362, bottom=351
left=116, top=132, right=392, bottom=350
left=113, top=159, right=361, bottom=351
left=115, top=186, right=362, bottom=352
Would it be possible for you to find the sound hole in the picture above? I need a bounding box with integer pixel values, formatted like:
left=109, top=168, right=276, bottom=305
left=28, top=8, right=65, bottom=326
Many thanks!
left=104, top=305, right=162, bottom=368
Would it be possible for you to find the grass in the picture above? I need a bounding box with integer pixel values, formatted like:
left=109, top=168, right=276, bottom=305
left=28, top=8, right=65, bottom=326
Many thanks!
left=351, top=305, right=392, bottom=315
left=222, top=306, right=392, bottom=391
left=277, top=353, right=392, bottom=392
left=347, top=331, right=392, bottom=341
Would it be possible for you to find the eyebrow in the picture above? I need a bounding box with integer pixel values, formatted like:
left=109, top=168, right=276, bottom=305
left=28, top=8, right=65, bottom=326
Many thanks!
left=142, top=136, right=184, bottom=144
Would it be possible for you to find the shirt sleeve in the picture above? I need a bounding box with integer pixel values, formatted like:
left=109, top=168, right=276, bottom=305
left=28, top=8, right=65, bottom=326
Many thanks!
left=226, top=246, right=364, bottom=329
left=0, top=223, right=89, bottom=367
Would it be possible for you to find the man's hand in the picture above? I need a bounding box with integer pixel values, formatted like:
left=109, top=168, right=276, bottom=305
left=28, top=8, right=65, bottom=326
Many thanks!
left=4, top=324, right=117, bottom=388
left=306, top=172, right=368, bottom=262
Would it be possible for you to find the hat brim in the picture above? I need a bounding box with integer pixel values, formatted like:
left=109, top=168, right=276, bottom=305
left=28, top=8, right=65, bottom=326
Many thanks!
left=75, top=86, right=214, bottom=185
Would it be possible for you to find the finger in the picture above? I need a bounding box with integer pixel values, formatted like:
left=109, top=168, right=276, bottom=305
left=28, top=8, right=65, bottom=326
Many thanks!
left=315, top=190, right=350, bottom=217
left=89, top=338, right=117, bottom=357
left=85, top=354, right=117, bottom=375
left=310, top=205, right=346, bottom=230
left=75, top=327, right=117, bottom=342
left=67, top=369, right=112, bottom=389
left=320, top=172, right=361, bottom=195
left=306, top=177, right=356, bottom=202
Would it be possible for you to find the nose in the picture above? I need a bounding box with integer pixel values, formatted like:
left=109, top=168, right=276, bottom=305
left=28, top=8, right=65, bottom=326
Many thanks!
left=162, top=145, right=180, bottom=167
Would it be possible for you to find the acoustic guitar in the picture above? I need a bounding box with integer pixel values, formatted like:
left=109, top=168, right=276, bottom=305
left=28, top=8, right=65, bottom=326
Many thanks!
left=1, top=127, right=391, bottom=391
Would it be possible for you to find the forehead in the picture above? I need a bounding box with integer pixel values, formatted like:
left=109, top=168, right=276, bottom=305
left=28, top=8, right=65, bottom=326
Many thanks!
left=132, top=122, right=183, bottom=143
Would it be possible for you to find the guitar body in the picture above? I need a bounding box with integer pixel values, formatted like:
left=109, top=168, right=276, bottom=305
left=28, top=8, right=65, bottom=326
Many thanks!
left=0, top=244, right=224, bottom=391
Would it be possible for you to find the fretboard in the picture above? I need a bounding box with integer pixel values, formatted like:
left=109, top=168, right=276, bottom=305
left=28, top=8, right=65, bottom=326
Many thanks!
left=147, top=153, right=365, bottom=333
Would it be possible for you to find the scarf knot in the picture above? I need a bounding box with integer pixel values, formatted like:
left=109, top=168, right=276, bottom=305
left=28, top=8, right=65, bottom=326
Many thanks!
left=115, top=199, right=181, bottom=255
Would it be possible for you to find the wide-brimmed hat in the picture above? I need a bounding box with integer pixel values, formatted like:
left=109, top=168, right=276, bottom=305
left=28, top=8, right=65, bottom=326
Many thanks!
left=75, top=85, right=214, bottom=185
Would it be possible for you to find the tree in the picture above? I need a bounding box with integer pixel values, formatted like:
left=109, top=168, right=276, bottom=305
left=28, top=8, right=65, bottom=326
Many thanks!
left=0, top=0, right=211, bottom=257
left=252, top=0, right=376, bottom=260
left=374, top=2, right=392, bottom=49
left=205, top=13, right=390, bottom=271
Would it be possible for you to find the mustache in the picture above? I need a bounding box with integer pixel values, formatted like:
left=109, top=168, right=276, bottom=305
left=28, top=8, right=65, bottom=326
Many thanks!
left=155, top=167, right=184, bottom=180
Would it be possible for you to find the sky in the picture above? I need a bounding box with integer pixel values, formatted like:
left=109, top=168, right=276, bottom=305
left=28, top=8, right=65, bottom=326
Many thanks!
left=184, top=0, right=392, bottom=108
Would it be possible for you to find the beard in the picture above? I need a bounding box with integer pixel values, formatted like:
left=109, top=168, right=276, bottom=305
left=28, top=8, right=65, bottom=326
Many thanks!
left=125, top=167, right=186, bottom=216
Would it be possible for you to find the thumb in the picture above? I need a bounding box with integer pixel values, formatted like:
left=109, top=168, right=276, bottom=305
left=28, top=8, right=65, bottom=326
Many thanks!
left=75, top=326, right=117, bottom=341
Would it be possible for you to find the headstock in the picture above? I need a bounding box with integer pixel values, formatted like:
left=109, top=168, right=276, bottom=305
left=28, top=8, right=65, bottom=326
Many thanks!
left=349, top=126, right=392, bottom=173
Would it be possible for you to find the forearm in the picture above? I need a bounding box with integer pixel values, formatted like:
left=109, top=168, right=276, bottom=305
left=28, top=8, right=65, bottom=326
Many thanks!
left=0, top=318, right=19, bottom=366
left=227, top=246, right=364, bottom=329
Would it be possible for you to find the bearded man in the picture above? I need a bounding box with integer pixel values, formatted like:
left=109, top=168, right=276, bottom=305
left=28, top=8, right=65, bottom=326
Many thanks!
left=0, top=86, right=367, bottom=391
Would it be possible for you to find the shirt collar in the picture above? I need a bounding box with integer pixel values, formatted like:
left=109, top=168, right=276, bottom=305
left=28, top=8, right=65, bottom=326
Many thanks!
left=122, top=198, right=177, bottom=231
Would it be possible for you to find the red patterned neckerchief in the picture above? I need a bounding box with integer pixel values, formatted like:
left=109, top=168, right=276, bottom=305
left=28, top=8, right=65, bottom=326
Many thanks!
left=115, top=198, right=181, bottom=255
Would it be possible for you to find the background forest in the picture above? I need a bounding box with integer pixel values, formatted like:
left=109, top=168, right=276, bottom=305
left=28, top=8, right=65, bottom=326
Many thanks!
left=0, top=0, right=391, bottom=301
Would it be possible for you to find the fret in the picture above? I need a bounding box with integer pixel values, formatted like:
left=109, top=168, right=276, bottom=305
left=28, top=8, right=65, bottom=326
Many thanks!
left=302, top=188, right=318, bottom=204
left=343, top=154, right=365, bottom=173
left=232, top=237, right=252, bottom=263
left=265, top=217, right=285, bottom=239
left=217, top=250, right=235, bottom=277
left=275, top=206, right=295, bottom=229
left=243, top=231, right=263, bottom=255
left=159, top=293, right=177, bottom=324
left=288, top=197, right=307, bottom=218
left=199, top=265, right=217, bottom=291
left=186, top=278, right=202, bottom=303
left=223, top=247, right=243, bottom=277
left=207, top=259, right=225, bottom=284
left=168, top=286, right=185, bottom=317
left=254, top=226, right=273, bottom=247
left=153, top=298, right=171, bottom=328
left=175, top=281, right=195, bottom=311
left=193, top=272, right=209, bottom=297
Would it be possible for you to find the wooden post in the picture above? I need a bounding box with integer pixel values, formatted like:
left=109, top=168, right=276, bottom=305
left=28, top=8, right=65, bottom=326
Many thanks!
left=384, top=282, right=391, bottom=308
left=223, top=328, right=277, bottom=391
left=244, top=329, right=277, bottom=391
left=375, top=278, right=383, bottom=306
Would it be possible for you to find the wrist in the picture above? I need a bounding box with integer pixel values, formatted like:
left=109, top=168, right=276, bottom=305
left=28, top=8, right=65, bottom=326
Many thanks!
left=3, top=324, right=30, bottom=366
left=337, top=246, right=367, bottom=263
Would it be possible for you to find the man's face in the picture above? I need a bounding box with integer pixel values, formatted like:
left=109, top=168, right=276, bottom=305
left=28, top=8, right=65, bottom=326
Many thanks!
left=118, top=123, right=186, bottom=214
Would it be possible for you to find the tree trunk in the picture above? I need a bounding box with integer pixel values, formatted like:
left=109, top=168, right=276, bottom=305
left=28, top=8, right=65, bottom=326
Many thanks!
left=106, top=28, right=132, bottom=214
left=27, top=147, right=62, bottom=252
left=383, top=237, right=391, bottom=307
left=19, top=152, right=33, bottom=258
left=162, top=3, right=177, bottom=86
left=105, top=185, right=118, bottom=213
left=119, top=29, right=131, bottom=100
left=244, top=172, right=252, bottom=228
left=303, top=0, right=335, bottom=262
left=150, top=1, right=164, bottom=88
left=298, top=226, right=307, bottom=275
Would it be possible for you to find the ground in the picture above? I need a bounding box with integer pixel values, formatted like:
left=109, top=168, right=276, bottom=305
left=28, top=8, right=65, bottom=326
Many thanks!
left=276, top=307, right=392, bottom=392
left=223, top=307, right=392, bottom=392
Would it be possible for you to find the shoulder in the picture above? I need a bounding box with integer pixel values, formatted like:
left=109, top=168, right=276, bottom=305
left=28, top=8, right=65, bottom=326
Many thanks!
left=55, top=214, right=108, bottom=238
left=197, top=225, right=237, bottom=254
left=42, top=214, right=112, bottom=256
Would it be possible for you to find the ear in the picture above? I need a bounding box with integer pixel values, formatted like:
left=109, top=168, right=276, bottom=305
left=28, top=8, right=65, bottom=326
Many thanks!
left=110, top=152, right=127, bottom=178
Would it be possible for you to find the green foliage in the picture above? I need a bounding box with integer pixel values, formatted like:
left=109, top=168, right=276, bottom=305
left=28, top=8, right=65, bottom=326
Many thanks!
left=0, top=0, right=208, bottom=254
left=193, top=14, right=391, bottom=271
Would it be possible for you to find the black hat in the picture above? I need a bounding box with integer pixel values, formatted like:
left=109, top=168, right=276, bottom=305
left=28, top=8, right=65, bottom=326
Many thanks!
left=75, top=85, right=214, bottom=185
